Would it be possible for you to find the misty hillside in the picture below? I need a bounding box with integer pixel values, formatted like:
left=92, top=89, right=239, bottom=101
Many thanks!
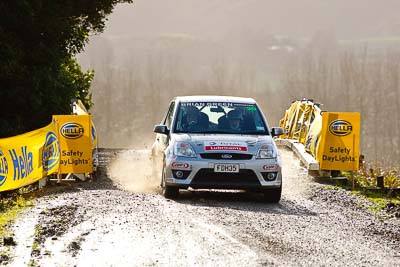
left=79, top=1, right=400, bottom=164
left=81, top=0, right=400, bottom=72
left=80, top=0, right=400, bottom=78
left=104, top=0, right=400, bottom=39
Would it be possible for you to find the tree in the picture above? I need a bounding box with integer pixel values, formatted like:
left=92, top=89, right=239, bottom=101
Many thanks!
left=0, top=0, right=132, bottom=137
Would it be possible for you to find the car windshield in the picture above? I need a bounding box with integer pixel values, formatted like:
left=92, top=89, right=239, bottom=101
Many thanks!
left=173, top=101, right=269, bottom=135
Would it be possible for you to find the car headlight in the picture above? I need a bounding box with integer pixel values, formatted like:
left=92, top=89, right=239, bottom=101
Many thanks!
left=257, top=144, right=276, bottom=159
left=174, top=142, right=197, bottom=158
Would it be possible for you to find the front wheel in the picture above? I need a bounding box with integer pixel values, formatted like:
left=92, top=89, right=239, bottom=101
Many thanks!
left=161, top=162, right=179, bottom=199
left=263, top=186, right=282, bottom=203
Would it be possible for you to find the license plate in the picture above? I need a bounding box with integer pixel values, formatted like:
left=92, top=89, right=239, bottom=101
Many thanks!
left=214, top=163, right=240, bottom=173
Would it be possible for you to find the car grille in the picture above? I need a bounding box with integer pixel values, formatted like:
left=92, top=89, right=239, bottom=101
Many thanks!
left=190, top=168, right=261, bottom=189
left=200, top=153, right=253, bottom=160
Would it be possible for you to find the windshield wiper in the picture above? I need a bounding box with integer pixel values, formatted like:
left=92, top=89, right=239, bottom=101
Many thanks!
left=239, top=131, right=267, bottom=135
left=206, top=130, right=240, bottom=134
left=174, top=130, right=224, bottom=134
left=175, top=130, right=233, bottom=134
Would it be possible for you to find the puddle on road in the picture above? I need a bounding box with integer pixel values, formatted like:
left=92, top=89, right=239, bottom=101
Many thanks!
left=107, top=149, right=160, bottom=193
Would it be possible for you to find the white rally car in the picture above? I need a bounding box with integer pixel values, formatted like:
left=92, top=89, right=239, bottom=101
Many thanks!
left=152, top=96, right=283, bottom=202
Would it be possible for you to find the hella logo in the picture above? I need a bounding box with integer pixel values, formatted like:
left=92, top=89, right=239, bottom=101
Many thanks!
left=60, top=123, right=84, bottom=139
left=42, top=132, right=60, bottom=171
left=0, top=150, right=8, bottom=187
left=329, top=120, right=353, bottom=136
left=221, top=154, right=232, bottom=159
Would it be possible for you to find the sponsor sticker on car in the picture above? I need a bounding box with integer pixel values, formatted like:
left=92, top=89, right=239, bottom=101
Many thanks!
left=171, top=162, right=191, bottom=170
left=263, top=164, right=279, bottom=171
left=204, top=141, right=248, bottom=152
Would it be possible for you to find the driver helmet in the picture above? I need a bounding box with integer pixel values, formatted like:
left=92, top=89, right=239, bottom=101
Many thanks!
left=227, top=109, right=243, bottom=129
left=185, top=106, right=199, bottom=125
left=227, top=109, right=243, bottom=120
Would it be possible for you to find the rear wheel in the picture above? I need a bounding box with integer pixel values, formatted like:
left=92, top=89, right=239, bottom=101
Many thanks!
left=161, top=162, right=179, bottom=199
left=263, top=186, right=282, bottom=203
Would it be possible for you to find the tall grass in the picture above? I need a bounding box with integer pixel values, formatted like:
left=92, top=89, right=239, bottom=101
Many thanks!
left=281, top=43, right=400, bottom=165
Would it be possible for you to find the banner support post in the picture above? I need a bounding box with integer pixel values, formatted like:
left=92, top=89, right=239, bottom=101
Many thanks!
left=57, top=172, right=62, bottom=184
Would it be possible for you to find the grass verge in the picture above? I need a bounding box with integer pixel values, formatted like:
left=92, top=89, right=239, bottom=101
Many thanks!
left=0, top=194, right=33, bottom=237
left=325, top=179, right=400, bottom=215
left=351, top=189, right=400, bottom=212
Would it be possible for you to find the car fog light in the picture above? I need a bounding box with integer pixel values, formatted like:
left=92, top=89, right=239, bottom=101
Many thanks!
left=262, top=172, right=277, bottom=181
left=266, top=173, right=276, bottom=181
left=172, top=170, right=191, bottom=179
left=175, top=170, right=184, bottom=178
left=267, top=172, right=275, bottom=181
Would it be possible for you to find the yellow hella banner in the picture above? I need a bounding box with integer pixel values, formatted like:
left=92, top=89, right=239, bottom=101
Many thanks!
left=318, top=112, right=360, bottom=171
left=53, top=115, right=92, bottom=174
left=0, top=122, right=60, bottom=192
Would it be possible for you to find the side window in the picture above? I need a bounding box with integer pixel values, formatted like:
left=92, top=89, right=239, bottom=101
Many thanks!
left=164, top=101, right=175, bottom=128
left=254, top=111, right=267, bottom=132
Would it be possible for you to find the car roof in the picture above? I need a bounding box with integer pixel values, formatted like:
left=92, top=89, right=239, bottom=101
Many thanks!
left=174, top=95, right=256, bottom=104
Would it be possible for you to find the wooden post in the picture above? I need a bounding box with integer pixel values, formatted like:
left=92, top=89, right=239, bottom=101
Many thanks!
left=377, top=176, right=384, bottom=188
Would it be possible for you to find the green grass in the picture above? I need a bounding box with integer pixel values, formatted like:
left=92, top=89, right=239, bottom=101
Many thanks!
left=0, top=195, right=33, bottom=237
left=0, top=183, right=39, bottom=237
left=0, top=247, right=10, bottom=257
left=351, top=189, right=400, bottom=212
left=32, top=240, right=39, bottom=251
left=326, top=177, right=400, bottom=215
left=33, top=225, right=41, bottom=237
left=28, top=259, right=38, bottom=267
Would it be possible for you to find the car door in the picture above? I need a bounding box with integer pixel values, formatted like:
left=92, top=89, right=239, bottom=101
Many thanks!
left=152, top=101, right=176, bottom=170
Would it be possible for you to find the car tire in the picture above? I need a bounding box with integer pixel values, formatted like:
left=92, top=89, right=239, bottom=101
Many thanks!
left=263, top=186, right=282, bottom=203
left=161, top=162, right=179, bottom=199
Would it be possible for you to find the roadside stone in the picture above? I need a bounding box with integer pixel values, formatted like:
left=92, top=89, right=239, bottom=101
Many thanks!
left=3, top=237, right=16, bottom=246
left=384, top=202, right=400, bottom=218
left=68, top=241, right=80, bottom=251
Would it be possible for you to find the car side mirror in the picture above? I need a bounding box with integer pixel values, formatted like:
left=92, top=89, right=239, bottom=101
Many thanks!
left=154, top=124, right=169, bottom=135
left=271, top=127, right=284, bottom=137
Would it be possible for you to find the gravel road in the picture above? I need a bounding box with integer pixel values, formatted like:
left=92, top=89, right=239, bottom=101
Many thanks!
left=2, top=148, right=400, bottom=266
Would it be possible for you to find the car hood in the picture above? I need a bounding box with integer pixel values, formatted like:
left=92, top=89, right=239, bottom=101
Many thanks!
left=171, top=133, right=274, bottom=154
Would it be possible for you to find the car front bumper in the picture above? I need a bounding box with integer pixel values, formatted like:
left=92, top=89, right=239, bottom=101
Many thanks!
left=164, top=156, right=282, bottom=190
